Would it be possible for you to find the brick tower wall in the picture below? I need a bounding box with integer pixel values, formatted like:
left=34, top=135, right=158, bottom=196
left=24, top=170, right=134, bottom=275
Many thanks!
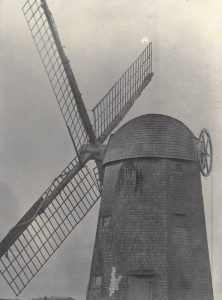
left=86, top=114, right=214, bottom=300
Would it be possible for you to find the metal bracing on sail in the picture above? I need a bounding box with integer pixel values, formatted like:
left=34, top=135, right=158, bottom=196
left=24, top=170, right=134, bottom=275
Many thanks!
left=92, top=42, right=153, bottom=142
left=23, top=0, right=96, bottom=152
left=0, top=158, right=100, bottom=296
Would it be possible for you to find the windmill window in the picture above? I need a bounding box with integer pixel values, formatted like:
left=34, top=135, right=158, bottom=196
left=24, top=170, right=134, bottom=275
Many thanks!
left=92, top=275, right=102, bottom=288
left=173, top=227, right=188, bottom=257
left=171, top=161, right=183, bottom=172
left=172, top=213, right=189, bottom=258
left=173, top=213, right=188, bottom=228
left=176, top=162, right=182, bottom=171
left=101, top=216, right=111, bottom=228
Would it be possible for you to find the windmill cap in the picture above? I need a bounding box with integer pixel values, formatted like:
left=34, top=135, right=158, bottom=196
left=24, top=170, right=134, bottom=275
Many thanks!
left=103, top=114, right=198, bottom=165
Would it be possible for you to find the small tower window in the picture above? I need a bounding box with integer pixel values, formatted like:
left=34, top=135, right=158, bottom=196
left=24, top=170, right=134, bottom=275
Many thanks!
left=170, top=161, right=183, bottom=172
left=92, top=275, right=102, bottom=288
left=176, top=162, right=182, bottom=171
left=101, top=216, right=111, bottom=228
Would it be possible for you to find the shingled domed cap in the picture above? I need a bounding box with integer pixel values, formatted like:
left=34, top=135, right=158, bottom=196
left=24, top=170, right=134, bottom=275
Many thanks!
left=103, top=114, right=198, bottom=165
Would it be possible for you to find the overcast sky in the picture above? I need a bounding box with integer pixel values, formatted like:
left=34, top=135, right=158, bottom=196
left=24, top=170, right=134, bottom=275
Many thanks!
left=0, top=0, right=222, bottom=299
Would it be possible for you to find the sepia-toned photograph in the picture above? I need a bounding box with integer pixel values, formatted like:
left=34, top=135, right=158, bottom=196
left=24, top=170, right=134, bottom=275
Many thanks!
left=0, top=0, right=221, bottom=299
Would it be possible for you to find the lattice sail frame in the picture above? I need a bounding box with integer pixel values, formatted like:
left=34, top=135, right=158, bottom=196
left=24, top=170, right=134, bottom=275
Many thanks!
left=23, top=0, right=96, bottom=152
left=92, top=42, right=153, bottom=141
left=0, top=0, right=154, bottom=296
left=0, top=157, right=100, bottom=296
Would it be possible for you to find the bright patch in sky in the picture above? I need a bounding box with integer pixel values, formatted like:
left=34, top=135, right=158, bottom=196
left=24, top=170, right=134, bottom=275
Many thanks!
left=141, top=37, right=149, bottom=44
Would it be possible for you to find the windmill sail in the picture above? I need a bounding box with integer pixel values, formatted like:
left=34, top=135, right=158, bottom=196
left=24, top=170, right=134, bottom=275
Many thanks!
left=92, top=42, right=153, bottom=142
left=23, top=0, right=96, bottom=152
left=0, top=156, right=100, bottom=296
left=0, top=1, right=154, bottom=296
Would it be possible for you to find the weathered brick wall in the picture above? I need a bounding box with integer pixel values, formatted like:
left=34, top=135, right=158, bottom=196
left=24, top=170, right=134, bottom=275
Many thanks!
left=87, top=158, right=213, bottom=299
left=87, top=158, right=168, bottom=300
left=166, top=159, right=213, bottom=300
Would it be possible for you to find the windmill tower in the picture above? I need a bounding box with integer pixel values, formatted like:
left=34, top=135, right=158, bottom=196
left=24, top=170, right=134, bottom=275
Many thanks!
left=86, top=115, right=214, bottom=300
left=0, top=0, right=213, bottom=299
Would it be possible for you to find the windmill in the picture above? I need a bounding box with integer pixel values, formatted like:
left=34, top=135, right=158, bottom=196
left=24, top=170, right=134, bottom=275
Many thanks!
left=0, top=0, right=153, bottom=296
left=0, top=0, right=214, bottom=299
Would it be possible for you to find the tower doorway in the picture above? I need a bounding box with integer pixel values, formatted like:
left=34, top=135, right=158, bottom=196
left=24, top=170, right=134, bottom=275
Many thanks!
left=129, top=276, right=153, bottom=300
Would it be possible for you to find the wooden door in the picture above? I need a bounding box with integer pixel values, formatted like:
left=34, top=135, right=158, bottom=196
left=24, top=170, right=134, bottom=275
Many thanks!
left=129, top=276, right=152, bottom=300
